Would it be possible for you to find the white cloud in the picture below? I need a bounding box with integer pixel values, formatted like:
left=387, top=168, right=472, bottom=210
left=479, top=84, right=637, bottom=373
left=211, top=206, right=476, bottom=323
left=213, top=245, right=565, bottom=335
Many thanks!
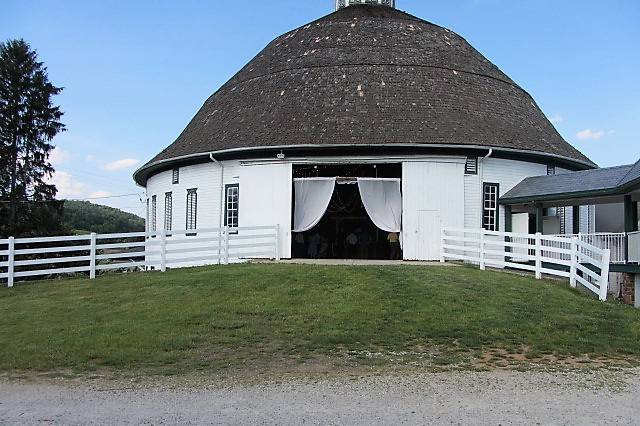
left=548, top=114, right=563, bottom=124
left=103, top=158, right=140, bottom=171
left=576, top=129, right=606, bottom=140
left=48, top=171, right=87, bottom=198
left=86, top=154, right=96, bottom=162
left=50, top=147, right=73, bottom=166
left=87, top=190, right=113, bottom=199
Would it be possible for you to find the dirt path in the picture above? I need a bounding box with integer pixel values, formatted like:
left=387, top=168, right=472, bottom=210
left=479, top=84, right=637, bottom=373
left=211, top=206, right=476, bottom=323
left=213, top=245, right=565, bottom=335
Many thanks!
left=0, top=369, right=638, bottom=425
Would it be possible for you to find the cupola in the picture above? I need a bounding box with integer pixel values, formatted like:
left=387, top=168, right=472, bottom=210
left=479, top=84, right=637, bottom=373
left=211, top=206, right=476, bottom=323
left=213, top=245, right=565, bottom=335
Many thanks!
left=335, top=0, right=395, bottom=11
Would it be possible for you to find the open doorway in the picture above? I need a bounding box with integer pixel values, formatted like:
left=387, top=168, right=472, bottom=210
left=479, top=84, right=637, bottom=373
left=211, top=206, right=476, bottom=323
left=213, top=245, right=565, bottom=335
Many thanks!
left=291, top=163, right=402, bottom=260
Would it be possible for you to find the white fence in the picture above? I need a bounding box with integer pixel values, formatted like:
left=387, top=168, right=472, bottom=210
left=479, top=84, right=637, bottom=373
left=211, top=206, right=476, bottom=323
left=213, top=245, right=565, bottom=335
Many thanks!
left=556, top=233, right=626, bottom=264
left=0, top=226, right=279, bottom=287
left=441, top=228, right=611, bottom=301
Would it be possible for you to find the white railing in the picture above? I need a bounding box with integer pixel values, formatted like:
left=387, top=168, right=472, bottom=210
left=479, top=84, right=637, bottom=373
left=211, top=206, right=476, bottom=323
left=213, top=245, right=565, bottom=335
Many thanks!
left=441, top=227, right=610, bottom=301
left=552, top=233, right=627, bottom=264
left=0, top=225, right=280, bottom=287
left=629, top=231, right=640, bottom=264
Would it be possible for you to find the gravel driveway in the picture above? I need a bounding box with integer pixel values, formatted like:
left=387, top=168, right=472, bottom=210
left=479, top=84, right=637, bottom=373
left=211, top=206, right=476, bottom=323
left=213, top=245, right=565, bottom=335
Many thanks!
left=0, top=369, right=638, bottom=425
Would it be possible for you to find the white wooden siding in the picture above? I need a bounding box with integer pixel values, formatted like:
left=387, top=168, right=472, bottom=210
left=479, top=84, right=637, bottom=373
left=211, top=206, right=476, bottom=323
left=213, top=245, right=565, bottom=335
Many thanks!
left=403, top=160, right=465, bottom=260
left=143, top=156, right=588, bottom=263
left=482, top=158, right=547, bottom=232
left=464, top=173, right=481, bottom=229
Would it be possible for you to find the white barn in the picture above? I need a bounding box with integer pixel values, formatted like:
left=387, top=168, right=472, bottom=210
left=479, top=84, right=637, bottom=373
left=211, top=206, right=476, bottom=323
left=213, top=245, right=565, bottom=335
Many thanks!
left=134, top=2, right=596, bottom=262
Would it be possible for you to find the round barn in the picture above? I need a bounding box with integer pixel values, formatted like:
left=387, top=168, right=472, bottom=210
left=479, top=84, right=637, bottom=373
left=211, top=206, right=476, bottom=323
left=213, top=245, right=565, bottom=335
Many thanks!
left=134, top=0, right=596, bottom=261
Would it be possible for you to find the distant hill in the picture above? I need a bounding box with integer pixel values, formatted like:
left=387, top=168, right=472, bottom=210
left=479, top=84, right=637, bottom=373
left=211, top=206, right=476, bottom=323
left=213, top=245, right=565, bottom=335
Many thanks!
left=62, top=201, right=145, bottom=234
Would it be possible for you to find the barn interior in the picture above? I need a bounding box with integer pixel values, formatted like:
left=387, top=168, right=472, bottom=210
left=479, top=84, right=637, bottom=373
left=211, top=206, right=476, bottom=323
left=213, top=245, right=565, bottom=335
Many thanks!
left=292, top=163, right=402, bottom=260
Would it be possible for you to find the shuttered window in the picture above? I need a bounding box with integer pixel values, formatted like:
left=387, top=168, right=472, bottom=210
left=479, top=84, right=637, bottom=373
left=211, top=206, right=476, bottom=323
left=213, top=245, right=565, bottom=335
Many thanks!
left=547, top=165, right=556, bottom=176
left=164, top=192, right=173, bottom=232
left=225, top=184, right=240, bottom=229
left=186, top=189, right=197, bottom=231
left=151, top=195, right=157, bottom=232
left=482, top=183, right=499, bottom=231
left=465, top=157, right=478, bottom=175
left=172, top=168, right=179, bottom=184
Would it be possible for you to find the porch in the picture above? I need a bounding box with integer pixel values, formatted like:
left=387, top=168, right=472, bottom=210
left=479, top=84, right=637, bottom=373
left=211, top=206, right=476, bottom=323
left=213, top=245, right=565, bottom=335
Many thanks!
left=500, top=160, right=640, bottom=304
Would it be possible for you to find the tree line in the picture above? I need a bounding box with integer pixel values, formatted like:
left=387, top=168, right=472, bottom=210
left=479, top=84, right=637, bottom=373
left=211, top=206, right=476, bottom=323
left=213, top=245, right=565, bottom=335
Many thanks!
left=1, top=39, right=143, bottom=238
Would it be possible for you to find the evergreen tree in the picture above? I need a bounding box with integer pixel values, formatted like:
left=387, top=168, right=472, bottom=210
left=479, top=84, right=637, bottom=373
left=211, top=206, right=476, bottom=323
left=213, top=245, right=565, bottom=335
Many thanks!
left=0, top=39, right=65, bottom=237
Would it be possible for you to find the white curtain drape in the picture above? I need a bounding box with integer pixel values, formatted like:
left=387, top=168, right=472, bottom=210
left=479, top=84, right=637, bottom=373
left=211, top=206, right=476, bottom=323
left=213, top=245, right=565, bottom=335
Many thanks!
left=293, top=178, right=336, bottom=233
left=357, top=178, right=402, bottom=236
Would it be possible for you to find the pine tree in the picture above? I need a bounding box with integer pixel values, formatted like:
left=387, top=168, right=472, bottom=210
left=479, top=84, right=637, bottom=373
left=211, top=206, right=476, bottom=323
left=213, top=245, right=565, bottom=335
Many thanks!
left=0, top=39, right=66, bottom=237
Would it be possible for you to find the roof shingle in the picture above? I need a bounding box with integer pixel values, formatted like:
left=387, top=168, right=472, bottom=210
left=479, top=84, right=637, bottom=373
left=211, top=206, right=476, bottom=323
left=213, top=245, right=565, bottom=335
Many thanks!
left=136, top=5, right=594, bottom=184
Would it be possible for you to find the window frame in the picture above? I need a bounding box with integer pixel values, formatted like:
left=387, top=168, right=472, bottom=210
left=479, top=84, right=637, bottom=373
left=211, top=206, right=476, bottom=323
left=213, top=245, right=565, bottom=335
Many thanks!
left=224, top=184, right=240, bottom=232
left=164, top=192, right=173, bottom=234
left=547, top=165, right=556, bottom=176
left=172, top=168, right=180, bottom=184
left=185, top=188, right=198, bottom=236
left=150, top=195, right=157, bottom=234
left=482, top=182, right=500, bottom=231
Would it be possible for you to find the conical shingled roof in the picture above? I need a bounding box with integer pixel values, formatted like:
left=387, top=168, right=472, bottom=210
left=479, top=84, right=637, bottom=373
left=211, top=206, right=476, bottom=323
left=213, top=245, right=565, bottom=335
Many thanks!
left=136, top=5, right=593, bottom=184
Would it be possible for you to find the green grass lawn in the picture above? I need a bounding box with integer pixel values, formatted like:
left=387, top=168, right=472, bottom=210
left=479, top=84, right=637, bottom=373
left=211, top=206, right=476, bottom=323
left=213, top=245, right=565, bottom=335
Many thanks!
left=1, top=264, right=640, bottom=377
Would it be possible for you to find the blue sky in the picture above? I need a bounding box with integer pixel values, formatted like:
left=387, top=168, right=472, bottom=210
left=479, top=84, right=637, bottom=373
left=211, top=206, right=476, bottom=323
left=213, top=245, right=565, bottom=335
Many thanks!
left=2, top=0, right=639, bottom=216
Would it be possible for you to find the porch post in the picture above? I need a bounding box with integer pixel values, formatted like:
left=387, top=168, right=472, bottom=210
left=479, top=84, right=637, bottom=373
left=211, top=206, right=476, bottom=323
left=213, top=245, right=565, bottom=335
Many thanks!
left=624, top=195, right=638, bottom=233
left=572, top=205, right=580, bottom=235
left=504, top=205, right=512, bottom=233
left=623, top=195, right=637, bottom=264
left=535, top=204, right=544, bottom=234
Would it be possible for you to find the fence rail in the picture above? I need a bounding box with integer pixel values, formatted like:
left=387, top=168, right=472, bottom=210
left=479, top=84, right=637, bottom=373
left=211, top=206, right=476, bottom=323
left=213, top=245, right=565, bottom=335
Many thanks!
left=1, top=226, right=280, bottom=287
left=441, top=227, right=610, bottom=301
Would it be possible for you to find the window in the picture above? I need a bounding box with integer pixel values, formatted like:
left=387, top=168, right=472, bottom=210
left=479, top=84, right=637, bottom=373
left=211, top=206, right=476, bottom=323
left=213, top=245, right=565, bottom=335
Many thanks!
left=164, top=192, right=173, bottom=232
left=224, top=184, right=239, bottom=229
left=186, top=189, right=197, bottom=232
left=172, top=168, right=179, bottom=184
left=146, top=198, right=149, bottom=233
left=465, top=157, right=478, bottom=175
left=547, top=165, right=556, bottom=176
left=482, top=183, right=499, bottom=231
left=151, top=195, right=157, bottom=232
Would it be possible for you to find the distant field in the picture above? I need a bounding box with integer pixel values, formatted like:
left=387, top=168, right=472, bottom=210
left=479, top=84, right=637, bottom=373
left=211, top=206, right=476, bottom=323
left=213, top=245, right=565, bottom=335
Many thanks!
left=1, top=264, right=639, bottom=377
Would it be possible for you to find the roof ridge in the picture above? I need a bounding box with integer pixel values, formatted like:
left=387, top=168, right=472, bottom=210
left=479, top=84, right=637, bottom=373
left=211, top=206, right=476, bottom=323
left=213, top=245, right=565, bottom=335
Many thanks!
left=617, top=158, right=640, bottom=186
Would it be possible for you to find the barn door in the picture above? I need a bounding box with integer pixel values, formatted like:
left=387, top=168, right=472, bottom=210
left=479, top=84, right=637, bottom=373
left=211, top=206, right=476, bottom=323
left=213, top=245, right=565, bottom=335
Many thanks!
left=239, top=163, right=292, bottom=258
left=402, top=161, right=465, bottom=260
left=417, top=210, right=441, bottom=260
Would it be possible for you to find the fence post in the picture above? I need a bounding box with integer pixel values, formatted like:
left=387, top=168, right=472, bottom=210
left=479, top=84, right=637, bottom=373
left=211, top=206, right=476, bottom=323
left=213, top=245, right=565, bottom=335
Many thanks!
left=160, top=229, right=167, bottom=272
left=274, top=224, right=281, bottom=261
left=440, top=227, right=446, bottom=263
left=7, top=237, right=14, bottom=288
left=89, top=233, right=97, bottom=279
left=599, top=249, right=611, bottom=302
left=217, top=227, right=222, bottom=265
left=479, top=230, right=486, bottom=270
left=535, top=232, right=542, bottom=279
left=224, top=226, right=230, bottom=265
left=570, top=236, right=578, bottom=288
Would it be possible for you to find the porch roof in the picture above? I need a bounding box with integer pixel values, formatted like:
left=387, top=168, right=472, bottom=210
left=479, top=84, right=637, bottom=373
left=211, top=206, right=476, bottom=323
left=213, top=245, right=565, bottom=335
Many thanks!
left=500, top=159, right=640, bottom=205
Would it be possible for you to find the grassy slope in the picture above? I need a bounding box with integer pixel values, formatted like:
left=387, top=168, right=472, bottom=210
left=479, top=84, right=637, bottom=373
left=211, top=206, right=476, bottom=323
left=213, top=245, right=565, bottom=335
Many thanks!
left=1, top=264, right=639, bottom=376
